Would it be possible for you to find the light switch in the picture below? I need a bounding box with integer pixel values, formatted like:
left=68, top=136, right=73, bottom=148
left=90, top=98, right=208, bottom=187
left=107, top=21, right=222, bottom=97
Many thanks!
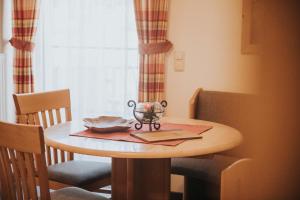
left=174, top=51, right=185, bottom=72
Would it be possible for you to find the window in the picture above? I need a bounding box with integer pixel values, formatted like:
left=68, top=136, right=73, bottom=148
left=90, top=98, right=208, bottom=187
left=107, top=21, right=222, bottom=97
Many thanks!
left=35, top=0, right=139, bottom=119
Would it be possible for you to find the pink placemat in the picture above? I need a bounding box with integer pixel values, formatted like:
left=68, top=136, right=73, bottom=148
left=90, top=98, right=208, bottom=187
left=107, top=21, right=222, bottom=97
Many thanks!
left=70, top=123, right=213, bottom=146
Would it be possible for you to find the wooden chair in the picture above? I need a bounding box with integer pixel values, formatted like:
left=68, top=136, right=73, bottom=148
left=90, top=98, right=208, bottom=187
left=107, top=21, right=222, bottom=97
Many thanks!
left=0, top=121, right=109, bottom=200
left=171, top=88, right=256, bottom=200
left=13, top=89, right=111, bottom=192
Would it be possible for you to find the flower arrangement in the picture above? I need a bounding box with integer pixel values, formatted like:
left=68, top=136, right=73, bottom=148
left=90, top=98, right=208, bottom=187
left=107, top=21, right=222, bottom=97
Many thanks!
left=128, top=100, right=167, bottom=131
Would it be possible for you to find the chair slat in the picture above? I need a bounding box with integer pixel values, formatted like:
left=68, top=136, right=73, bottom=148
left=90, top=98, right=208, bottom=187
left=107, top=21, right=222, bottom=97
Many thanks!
left=0, top=168, right=4, bottom=199
left=46, top=146, right=52, bottom=166
left=16, top=151, right=30, bottom=200
left=24, top=153, right=38, bottom=200
left=34, top=113, right=41, bottom=125
left=8, top=149, right=23, bottom=200
left=65, top=107, right=72, bottom=121
left=60, top=150, right=66, bottom=162
left=48, top=109, right=55, bottom=126
left=35, top=154, right=51, bottom=200
left=41, top=111, right=48, bottom=128
left=53, top=148, right=58, bottom=164
left=0, top=147, right=16, bottom=200
left=67, top=151, right=74, bottom=161
left=0, top=152, right=11, bottom=200
left=33, top=154, right=38, bottom=172
left=56, top=108, right=62, bottom=123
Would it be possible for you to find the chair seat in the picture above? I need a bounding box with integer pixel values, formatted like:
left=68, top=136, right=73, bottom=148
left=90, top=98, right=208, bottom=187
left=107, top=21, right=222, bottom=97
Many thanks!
left=51, top=187, right=108, bottom=200
left=48, top=160, right=111, bottom=186
left=171, top=155, right=239, bottom=185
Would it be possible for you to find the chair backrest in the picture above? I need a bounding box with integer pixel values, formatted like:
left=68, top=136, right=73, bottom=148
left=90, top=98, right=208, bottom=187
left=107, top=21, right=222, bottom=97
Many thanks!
left=189, top=88, right=257, bottom=157
left=0, top=121, right=51, bottom=200
left=13, top=89, right=74, bottom=165
left=13, top=89, right=72, bottom=128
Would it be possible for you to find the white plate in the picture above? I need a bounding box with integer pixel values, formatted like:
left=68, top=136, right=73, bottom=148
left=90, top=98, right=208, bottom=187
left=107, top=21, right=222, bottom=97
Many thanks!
left=83, top=116, right=133, bottom=133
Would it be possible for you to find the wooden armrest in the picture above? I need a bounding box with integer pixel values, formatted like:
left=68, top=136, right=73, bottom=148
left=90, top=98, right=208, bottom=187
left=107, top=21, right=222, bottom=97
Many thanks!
left=221, top=158, right=253, bottom=200
left=189, top=88, right=202, bottom=119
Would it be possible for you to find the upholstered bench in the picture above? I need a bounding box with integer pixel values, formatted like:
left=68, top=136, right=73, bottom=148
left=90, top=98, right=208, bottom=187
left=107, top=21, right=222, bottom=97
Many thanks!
left=171, top=88, right=256, bottom=200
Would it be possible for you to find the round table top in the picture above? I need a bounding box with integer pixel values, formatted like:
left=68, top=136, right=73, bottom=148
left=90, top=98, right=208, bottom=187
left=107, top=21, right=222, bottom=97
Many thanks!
left=44, top=117, right=242, bottom=159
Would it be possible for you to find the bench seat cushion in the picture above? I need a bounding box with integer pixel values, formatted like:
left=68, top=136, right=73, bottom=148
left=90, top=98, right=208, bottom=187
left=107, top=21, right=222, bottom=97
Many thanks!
left=171, top=155, right=239, bottom=185
left=48, top=160, right=111, bottom=186
left=51, top=187, right=108, bottom=200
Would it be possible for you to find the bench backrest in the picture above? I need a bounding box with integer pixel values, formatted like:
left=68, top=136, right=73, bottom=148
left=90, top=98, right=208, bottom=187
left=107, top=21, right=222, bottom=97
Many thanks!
left=190, top=88, right=257, bottom=157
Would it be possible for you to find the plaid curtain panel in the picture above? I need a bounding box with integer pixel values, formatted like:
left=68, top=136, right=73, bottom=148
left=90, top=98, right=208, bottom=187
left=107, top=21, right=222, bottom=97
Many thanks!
left=10, top=0, right=39, bottom=94
left=134, top=0, right=172, bottom=102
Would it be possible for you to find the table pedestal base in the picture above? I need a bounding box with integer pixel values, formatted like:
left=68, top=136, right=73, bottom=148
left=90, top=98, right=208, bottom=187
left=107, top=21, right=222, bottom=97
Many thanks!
left=112, top=158, right=170, bottom=200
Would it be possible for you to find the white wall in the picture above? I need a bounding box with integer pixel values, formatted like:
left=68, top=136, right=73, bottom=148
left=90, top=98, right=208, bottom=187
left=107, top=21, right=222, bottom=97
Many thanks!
left=166, top=0, right=260, bottom=118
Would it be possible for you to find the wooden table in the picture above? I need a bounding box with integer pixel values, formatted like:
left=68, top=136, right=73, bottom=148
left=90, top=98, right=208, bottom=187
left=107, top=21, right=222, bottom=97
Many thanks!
left=44, top=117, right=242, bottom=200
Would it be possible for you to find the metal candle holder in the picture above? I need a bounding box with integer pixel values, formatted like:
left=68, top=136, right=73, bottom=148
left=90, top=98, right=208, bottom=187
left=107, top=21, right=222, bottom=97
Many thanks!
left=128, top=100, right=167, bottom=131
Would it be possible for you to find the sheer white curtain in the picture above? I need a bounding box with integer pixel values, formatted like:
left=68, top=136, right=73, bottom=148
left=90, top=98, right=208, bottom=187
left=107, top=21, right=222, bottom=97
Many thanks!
left=0, top=0, right=14, bottom=121
left=35, top=0, right=139, bottom=120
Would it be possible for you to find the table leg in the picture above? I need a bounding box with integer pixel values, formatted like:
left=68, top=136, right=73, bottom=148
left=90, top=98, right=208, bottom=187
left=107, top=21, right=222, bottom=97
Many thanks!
left=112, top=158, right=171, bottom=200
left=112, top=158, right=128, bottom=200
